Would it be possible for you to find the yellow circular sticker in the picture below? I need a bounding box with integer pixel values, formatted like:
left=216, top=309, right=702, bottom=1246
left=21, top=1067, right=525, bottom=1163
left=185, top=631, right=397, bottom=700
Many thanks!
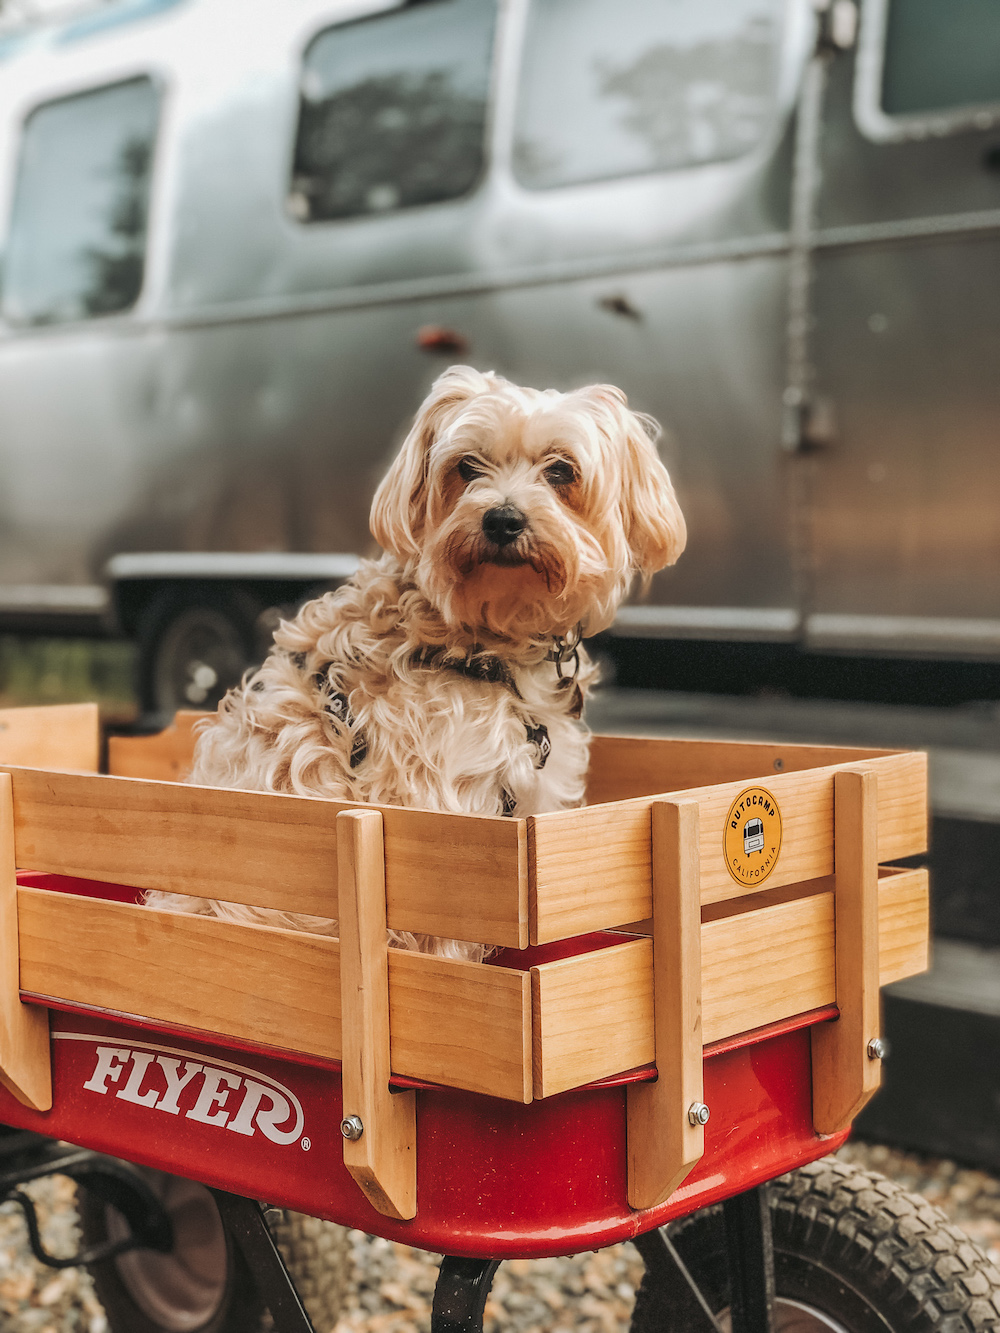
left=724, top=787, right=782, bottom=886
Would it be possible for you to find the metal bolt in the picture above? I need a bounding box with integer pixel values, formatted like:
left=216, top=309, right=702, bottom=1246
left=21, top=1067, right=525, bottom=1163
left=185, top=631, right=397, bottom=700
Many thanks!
left=687, top=1102, right=711, bottom=1126
left=340, top=1114, right=364, bottom=1141
left=867, top=1037, right=890, bottom=1061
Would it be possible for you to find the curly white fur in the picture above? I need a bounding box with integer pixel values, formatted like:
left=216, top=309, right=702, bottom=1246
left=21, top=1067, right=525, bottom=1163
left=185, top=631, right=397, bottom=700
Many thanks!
left=146, top=367, right=686, bottom=960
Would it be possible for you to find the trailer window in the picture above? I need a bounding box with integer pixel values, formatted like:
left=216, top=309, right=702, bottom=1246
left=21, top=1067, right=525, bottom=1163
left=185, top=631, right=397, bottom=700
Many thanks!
left=513, top=0, right=782, bottom=190
left=2, top=78, right=158, bottom=325
left=290, top=0, right=495, bottom=223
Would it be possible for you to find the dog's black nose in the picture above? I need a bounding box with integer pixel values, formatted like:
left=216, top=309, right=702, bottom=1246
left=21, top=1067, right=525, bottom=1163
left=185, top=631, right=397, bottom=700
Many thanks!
left=482, top=504, right=527, bottom=546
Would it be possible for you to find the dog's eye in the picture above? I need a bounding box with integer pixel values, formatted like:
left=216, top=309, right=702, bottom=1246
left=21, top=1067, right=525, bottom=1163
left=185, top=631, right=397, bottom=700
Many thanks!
left=543, top=459, right=576, bottom=487
left=457, top=456, right=485, bottom=483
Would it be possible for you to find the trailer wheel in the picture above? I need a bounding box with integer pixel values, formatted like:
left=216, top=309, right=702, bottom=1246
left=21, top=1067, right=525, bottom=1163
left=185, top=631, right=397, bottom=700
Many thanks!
left=632, top=1158, right=1000, bottom=1332
left=79, top=1175, right=353, bottom=1333
left=78, top=1171, right=265, bottom=1333
left=135, top=587, right=260, bottom=721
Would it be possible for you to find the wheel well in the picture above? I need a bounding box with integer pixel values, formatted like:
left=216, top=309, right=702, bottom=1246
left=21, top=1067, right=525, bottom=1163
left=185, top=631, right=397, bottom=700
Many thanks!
left=111, top=579, right=331, bottom=638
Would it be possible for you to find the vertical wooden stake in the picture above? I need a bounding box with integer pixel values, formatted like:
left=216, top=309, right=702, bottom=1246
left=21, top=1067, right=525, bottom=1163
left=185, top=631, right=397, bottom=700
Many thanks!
left=627, top=799, right=704, bottom=1210
left=337, top=809, right=416, bottom=1221
left=812, top=768, right=881, bottom=1135
left=0, top=774, right=51, bottom=1112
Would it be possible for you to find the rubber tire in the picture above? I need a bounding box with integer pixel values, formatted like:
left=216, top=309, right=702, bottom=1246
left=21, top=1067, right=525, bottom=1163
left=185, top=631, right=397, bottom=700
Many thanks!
left=135, top=586, right=261, bottom=722
left=632, top=1158, right=1000, bottom=1333
left=267, top=1209, right=353, bottom=1329
left=79, top=1182, right=353, bottom=1333
left=78, top=1174, right=267, bottom=1333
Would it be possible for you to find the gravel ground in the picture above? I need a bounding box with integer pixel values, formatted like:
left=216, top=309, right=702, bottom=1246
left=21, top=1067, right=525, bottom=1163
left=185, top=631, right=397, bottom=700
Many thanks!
left=1, top=1140, right=999, bottom=1332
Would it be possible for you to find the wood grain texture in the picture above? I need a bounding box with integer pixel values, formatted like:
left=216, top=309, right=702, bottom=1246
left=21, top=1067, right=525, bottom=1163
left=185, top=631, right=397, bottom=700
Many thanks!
left=18, top=887, right=341, bottom=1057
left=530, top=866, right=928, bottom=1096
left=532, top=938, right=653, bottom=1100
left=812, top=769, right=883, bottom=1134
left=878, top=867, right=930, bottom=984
left=107, top=711, right=208, bottom=781
left=531, top=750, right=927, bottom=942
left=702, top=891, right=835, bottom=1045
left=0, top=778, right=51, bottom=1110
left=586, top=734, right=889, bottom=806
left=390, top=951, right=531, bottom=1103
left=383, top=808, right=527, bottom=950
left=627, top=799, right=705, bottom=1210
left=338, top=810, right=416, bottom=1221
left=0, top=704, right=99, bottom=774
left=2, top=766, right=525, bottom=948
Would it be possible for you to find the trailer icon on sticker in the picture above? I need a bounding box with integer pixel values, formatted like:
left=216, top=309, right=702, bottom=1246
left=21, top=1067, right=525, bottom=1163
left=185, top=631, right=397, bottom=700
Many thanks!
left=724, top=786, right=782, bottom=886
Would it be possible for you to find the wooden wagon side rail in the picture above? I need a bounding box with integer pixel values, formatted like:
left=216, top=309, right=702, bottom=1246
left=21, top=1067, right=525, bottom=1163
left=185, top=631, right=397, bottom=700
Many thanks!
left=14, top=861, right=927, bottom=1102
left=529, top=749, right=927, bottom=943
left=0, top=764, right=529, bottom=949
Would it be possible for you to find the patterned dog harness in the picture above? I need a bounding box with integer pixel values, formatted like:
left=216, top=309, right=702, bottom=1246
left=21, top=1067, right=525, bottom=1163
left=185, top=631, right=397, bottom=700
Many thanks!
left=294, top=629, right=581, bottom=815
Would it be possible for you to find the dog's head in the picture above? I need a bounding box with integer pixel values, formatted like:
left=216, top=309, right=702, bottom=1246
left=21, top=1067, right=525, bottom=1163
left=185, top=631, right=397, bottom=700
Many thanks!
left=370, top=365, right=686, bottom=640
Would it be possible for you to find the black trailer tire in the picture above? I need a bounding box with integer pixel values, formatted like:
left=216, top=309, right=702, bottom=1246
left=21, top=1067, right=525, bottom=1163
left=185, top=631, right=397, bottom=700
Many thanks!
left=135, top=586, right=261, bottom=721
left=632, top=1158, right=1000, bottom=1333
left=78, top=1172, right=266, bottom=1333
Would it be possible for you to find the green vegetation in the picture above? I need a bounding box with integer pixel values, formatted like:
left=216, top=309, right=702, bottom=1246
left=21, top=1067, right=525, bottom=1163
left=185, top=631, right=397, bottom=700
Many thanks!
left=0, top=636, right=135, bottom=719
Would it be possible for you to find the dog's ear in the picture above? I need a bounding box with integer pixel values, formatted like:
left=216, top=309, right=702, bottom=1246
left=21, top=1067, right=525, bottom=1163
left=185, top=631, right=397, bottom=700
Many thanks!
left=585, top=385, right=687, bottom=579
left=370, top=365, right=491, bottom=557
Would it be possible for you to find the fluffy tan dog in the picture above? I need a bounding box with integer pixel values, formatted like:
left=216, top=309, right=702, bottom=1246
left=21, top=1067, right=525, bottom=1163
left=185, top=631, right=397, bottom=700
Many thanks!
left=148, top=366, right=685, bottom=958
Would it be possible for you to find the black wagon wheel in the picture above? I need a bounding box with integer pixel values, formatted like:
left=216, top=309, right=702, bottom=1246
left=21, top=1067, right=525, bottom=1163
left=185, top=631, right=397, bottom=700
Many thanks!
left=78, top=1169, right=266, bottom=1333
left=631, top=1158, right=1000, bottom=1333
left=79, top=1169, right=352, bottom=1333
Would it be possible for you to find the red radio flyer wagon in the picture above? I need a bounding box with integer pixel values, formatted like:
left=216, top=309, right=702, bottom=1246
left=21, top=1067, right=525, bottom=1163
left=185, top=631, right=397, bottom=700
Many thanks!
left=0, top=702, right=983, bottom=1333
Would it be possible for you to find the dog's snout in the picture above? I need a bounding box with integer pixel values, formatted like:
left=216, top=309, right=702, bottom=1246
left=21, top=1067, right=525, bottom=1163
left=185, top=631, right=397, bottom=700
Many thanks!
left=482, top=504, right=527, bottom=547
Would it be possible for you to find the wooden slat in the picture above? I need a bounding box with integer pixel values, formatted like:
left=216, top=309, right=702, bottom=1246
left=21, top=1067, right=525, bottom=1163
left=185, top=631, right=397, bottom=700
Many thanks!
left=530, top=867, right=928, bottom=1096
left=812, top=769, right=883, bottom=1134
left=532, top=939, right=653, bottom=1100
left=17, top=887, right=536, bottom=1100
left=338, top=809, right=416, bottom=1221
left=0, top=704, right=99, bottom=774
left=586, top=734, right=890, bottom=806
left=531, top=750, right=927, bottom=943
left=0, top=777, right=51, bottom=1110
left=3, top=766, right=526, bottom=948
left=18, top=888, right=341, bottom=1058
left=383, top=808, right=528, bottom=950
left=108, top=710, right=208, bottom=781
left=878, top=867, right=930, bottom=984
left=627, top=799, right=705, bottom=1210
left=702, top=892, right=834, bottom=1045
left=390, top=952, right=531, bottom=1103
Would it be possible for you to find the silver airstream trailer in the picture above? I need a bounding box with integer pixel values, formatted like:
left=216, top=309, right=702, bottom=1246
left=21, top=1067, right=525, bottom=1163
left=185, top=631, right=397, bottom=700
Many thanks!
left=1, top=0, right=999, bottom=715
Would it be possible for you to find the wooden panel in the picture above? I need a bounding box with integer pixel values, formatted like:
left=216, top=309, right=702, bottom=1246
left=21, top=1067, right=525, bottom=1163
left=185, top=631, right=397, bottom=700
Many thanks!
left=108, top=711, right=208, bottom=782
left=383, top=809, right=528, bottom=950
left=702, top=892, right=835, bottom=1045
left=0, top=777, right=50, bottom=1111
left=531, top=867, right=928, bottom=1096
left=17, top=886, right=535, bottom=1099
left=879, top=867, right=930, bottom=983
left=627, top=800, right=705, bottom=1210
left=531, top=750, right=927, bottom=942
left=338, top=810, right=415, bottom=1221
left=3, top=766, right=525, bottom=948
left=390, top=951, right=532, bottom=1103
left=531, top=938, right=653, bottom=1100
left=812, top=770, right=883, bottom=1134
left=586, top=734, right=889, bottom=807
left=17, top=888, right=341, bottom=1058
left=0, top=704, right=99, bottom=774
